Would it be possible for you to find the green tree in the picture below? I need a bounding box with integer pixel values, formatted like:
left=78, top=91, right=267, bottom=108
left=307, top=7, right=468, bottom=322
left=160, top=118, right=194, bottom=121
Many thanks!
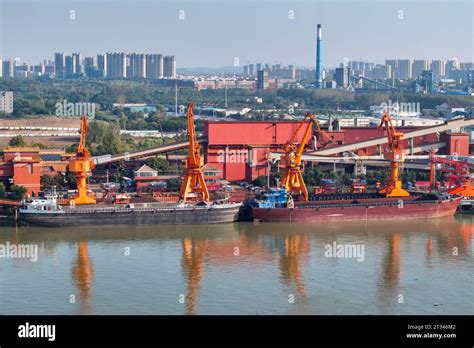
left=145, top=157, right=170, bottom=172
left=0, top=182, right=6, bottom=198
left=167, top=178, right=181, bottom=191
left=252, top=176, right=267, bottom=187
left=8, top=135, right=26, bottom=147
left=30, top=142, right=48, bottom=149
left=94, top=124, right=127, bottom=155
left=10, top=185, right=27, bottom=200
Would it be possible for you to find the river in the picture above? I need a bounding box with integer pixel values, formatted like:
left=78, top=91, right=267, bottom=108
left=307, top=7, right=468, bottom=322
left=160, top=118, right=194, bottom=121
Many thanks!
left=0, top=216, right=472, bottom=315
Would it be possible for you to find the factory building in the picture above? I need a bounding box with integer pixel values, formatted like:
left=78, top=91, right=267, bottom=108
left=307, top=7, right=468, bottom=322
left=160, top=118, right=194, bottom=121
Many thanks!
left=0, top=147, right=75, bottom=195
left=203, top=121, right=468, bottom=182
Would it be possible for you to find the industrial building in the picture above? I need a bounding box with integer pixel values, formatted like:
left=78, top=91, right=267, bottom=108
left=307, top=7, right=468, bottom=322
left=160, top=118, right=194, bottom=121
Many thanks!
left=0, top=147, right=74, bottom=195
left=203, top=120, right=470, bottom=182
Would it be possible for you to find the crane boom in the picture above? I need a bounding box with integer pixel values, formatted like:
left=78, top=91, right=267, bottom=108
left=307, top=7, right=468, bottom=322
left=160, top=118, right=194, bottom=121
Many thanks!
left=77, top=116, right=89, bottom=157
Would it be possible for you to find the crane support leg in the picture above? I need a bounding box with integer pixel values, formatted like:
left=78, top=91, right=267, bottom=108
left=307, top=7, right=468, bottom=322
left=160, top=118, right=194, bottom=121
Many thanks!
left=180, top=169, right=210, bottom=203
left=281, top=168, right=309, bottom=201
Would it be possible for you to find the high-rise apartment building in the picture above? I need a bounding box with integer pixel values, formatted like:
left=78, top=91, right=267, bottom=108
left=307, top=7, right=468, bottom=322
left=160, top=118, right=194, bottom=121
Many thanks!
left=445, top=60, right=459, bottom=79
left=72, top=53, right=81, bottom=74
left=396, top=59, right=412, bottom=79
left=430, top=60, right=445, bottom=78
left=97, top=54, right=107, bottom=76
left=385, top=60, right=397, bottom=78
left=248, top=64, right=255, bottom=77
left=0, top=91, right=13, bottom=113
left=106, top=52, right=127, bottom=79
left=65, top=55, right=76, bottom=76
left=257, top=70, right=269, bottom=90
left=368, top=64, right=392, bottom=80
left=2, top=59, right=14, bottom=78
left=129, top=53, right=146, bottom=78
left=412, top=60, right=430, bottom=78
left=335, top=67, right=351, bottom=88
left=163, top=55, right=176, bottom=78
left=145, top=54, right=163, bottom=79
left=54, top=53, right=65, bottom=78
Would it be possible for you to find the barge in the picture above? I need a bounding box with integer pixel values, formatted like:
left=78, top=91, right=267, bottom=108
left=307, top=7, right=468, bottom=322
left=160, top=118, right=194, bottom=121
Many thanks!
left=19, top=194, right=242, bottom=227
left=251, top=189, right=462, bottom=222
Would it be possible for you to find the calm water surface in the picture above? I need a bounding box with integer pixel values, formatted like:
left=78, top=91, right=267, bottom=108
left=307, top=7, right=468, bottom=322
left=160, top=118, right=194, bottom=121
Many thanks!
left=0, top=216, right=472, bottom=315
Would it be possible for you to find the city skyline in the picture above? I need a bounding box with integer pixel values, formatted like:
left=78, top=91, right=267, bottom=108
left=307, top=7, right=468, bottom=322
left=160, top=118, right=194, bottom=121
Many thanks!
left=2, top=52, right=473, bottom=70
left=0, top=0, right=472, bottom=68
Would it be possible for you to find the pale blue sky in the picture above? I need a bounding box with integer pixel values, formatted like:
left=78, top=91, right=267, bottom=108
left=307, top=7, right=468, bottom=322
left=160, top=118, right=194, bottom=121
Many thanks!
left=0, top=0, right=472, bottom=68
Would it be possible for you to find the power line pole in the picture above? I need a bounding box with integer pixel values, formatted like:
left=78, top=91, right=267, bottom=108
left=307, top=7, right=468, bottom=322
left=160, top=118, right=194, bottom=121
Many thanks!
left=175, top=80, right=178, bottom=117
left=224, top=76, right=228, bottom=109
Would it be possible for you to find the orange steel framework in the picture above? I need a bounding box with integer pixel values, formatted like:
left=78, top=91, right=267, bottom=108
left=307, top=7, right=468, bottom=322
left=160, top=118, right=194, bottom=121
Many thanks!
left=314, top=119, right=334, bottom=149
left=280, top=112, right=316, bottom=201
left=69, top=116, right=96, bottom=205
left=179, top=103, right=210, bottom=203
left=429, top=148, right=474, bottom=197
left=378, top=112, right=409, bottom=197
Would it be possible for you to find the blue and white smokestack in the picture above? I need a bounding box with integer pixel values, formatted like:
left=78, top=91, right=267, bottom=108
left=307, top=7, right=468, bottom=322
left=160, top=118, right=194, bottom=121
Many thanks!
left=315, top=24, right=322, bottom=89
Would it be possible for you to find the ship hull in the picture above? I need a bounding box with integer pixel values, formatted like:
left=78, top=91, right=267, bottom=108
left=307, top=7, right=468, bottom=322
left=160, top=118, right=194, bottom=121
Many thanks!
left=20, top=204, right=242, bottom=227
left=252, top=197, right=462, bottom=222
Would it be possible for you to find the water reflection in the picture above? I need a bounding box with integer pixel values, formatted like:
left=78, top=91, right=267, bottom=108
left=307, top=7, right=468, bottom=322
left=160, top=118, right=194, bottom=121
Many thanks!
left=279, top=235, right=309, bottom=302
left=0, top=215, right=471, bottom=314
left=71, top=241, right=93, bottom=314
left=378, top=233, right=401, bottom=310
left=181, top=238, right=206, bottom=315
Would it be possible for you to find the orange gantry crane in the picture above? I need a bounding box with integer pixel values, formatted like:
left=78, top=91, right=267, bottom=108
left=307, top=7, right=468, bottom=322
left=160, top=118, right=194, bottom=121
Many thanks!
left=179, top=103, right=210, bottom=203
left=280, top=112, right=316, bottom=201
left=69, top=116, right=96, bottom=205
left=378, top=111, right=409, bottom=197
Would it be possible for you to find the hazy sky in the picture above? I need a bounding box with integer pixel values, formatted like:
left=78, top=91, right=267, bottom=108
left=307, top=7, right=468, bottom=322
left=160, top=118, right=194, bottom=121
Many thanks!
left=0, top=0, right=473, bottom=68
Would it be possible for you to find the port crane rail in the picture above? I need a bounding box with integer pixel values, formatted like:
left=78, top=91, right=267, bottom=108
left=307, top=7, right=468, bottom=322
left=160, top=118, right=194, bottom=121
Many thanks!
left=179, top=103, right=210, bottom=203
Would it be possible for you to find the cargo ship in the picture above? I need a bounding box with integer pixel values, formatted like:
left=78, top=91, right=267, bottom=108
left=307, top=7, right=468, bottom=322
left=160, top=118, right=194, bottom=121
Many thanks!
left=251, top=188, right=462, bottom=222
left=19, top=193, right=242, bottom=227
left=18, top=104, right=243, bottom=227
